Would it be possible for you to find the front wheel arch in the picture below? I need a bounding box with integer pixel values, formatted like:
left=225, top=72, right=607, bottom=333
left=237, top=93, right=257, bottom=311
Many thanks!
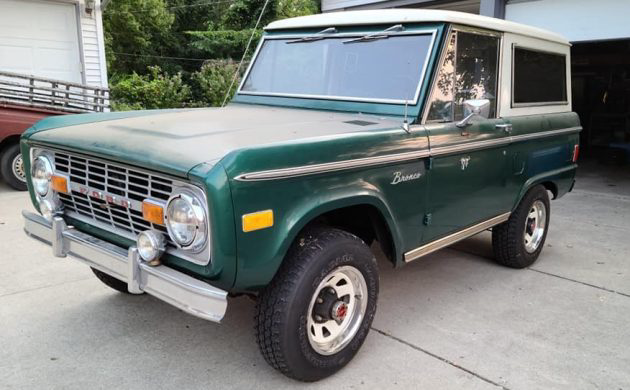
left=282, top=195, right=402, bottom=267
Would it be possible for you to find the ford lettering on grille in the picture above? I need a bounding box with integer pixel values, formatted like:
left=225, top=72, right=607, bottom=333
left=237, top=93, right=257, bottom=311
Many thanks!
left=75, top=184, right=132, bottom=209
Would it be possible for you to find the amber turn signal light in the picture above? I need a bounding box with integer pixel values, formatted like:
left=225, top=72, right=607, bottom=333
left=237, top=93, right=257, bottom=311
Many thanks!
left=143, top=200, right=165, bottom=225
left=51, top=175, right=69, bottom=194
left=242, top=209, right=274, bottom=232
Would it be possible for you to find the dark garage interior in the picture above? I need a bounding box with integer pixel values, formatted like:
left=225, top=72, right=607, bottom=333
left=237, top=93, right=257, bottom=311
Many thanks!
left=572, top=39, right=630, bottom=167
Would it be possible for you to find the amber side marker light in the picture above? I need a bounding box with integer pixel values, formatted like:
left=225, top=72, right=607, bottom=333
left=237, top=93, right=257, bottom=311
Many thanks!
left=242, top=210, right=274, bottom=232
left=51, top=175, right=69, bottom=194
left=143, top=200, right=165, bottom=225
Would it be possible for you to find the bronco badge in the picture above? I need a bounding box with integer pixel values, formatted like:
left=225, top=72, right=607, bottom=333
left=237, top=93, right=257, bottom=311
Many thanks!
left=391, top=170, right=423, bottom=185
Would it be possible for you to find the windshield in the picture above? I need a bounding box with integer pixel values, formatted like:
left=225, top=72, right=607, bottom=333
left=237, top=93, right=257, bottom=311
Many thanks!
left=239, top=31, right=435, bottom=104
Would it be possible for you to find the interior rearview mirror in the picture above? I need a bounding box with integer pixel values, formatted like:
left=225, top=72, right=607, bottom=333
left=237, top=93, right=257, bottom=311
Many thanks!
left=456, top=99, right=491, bottom=128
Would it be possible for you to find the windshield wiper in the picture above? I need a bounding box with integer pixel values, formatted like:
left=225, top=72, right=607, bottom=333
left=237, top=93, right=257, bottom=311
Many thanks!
left=286, top=27, right=338, bottom=44
left=342, top=24, right=404, bottom=44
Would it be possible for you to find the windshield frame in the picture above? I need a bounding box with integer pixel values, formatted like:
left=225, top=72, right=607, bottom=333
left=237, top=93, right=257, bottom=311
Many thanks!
left=236, top=28, right=438, bottom=105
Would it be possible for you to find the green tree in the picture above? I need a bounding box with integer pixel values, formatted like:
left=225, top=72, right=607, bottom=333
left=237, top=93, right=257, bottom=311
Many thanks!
left=188, top=0, right=319, bottom=60
left=104, top=0, right=320, bottom=110
left=103, top=0, right=175, bottom=74
left=276, top=0, right=319, bottom=18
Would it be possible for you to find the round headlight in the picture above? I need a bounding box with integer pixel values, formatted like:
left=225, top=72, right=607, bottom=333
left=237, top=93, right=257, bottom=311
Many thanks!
left=137, top=230, right=166, bottom=265
left=32, top=155, right=53, bottom=197
left=165, top=192, right=207, bottom=251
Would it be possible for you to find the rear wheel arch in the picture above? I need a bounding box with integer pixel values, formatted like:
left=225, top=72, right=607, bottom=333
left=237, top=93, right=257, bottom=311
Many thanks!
left=540, top=181, right=558, bottom=199
left=515, top=177, right=559, bottom=210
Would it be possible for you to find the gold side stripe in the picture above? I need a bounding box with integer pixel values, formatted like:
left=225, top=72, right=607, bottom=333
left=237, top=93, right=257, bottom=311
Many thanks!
left=235, top=149, right=431, bottom=181
left=404, top=212, right=511, bottom=263
left=235, top=126, right=582, bottom=181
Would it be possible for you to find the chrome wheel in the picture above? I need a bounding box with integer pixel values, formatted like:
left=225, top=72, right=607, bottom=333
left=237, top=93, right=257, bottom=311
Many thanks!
left=11, top=153, right=26, bottom=183
left=524, top=200, right=546, bottom=253
left=306, top=266, right=368, bottom=356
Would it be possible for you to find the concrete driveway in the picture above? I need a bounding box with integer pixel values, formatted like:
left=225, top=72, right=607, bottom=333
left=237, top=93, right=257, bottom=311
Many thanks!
left=1, top=161, right=629, bottom=390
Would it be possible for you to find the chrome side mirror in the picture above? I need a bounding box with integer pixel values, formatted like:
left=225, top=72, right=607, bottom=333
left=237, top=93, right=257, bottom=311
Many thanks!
left=456, top=99, right=491, bottom=128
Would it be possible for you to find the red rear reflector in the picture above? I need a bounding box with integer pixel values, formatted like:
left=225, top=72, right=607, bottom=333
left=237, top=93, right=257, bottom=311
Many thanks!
left=572, top=145, right=580, bottom=163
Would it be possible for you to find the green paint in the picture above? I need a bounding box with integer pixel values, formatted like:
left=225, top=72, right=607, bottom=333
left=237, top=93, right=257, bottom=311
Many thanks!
left=20, top=23, right=580, bottom=294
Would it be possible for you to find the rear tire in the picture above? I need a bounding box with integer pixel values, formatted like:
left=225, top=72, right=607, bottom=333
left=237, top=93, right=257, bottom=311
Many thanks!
left=0, top=143, right=27, bottom=191
left=492, top=185, right=550, bottom=268
left=91, top=267, right=138, bottom=294
left=255, top=226, right=379, bottom=381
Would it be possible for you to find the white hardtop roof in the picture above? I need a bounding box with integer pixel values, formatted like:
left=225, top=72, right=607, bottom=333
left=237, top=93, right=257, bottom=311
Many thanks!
left=265, top=9, right=569, bottom=45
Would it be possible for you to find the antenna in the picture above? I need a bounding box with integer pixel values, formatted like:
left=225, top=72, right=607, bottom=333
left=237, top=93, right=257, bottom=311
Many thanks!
left=221, top=0, right=271, bottom=107
left=402, top=99, right=410, bottom=133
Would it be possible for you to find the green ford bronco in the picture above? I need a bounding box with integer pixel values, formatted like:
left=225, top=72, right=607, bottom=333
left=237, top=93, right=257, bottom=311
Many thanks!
left=22, top=9, right=580, bottom=381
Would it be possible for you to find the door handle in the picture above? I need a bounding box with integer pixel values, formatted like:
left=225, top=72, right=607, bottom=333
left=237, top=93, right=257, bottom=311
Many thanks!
left=496, top=124, right=512, bottom=134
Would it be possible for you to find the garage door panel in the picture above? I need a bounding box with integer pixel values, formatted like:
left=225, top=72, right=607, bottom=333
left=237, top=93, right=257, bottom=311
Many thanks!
left=0, top=45, right=33, bottom=73
left=506, top=0, right=630, bottom=42
left=0, top=0, right=82, bottom=83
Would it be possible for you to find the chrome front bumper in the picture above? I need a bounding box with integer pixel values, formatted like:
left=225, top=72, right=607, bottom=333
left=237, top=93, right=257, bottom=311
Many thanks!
left=23, top=211, right=228, bottom=322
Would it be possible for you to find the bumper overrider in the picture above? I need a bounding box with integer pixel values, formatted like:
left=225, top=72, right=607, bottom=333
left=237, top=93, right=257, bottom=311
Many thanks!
left=23, top=211, right=228, bottom=322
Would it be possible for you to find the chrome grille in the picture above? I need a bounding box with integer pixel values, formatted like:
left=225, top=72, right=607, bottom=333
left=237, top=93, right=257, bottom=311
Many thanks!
left=52, top=150, right=172, bottom=240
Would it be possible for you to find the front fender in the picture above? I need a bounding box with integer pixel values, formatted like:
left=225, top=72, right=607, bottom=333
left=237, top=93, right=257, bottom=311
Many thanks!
left=230, top=177, right=402, bottom=291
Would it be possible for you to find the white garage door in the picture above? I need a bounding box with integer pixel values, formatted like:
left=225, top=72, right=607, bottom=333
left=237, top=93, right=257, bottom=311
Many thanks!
left=506, top=0, right=630, bottom=42
left=0, top=0, right=82, bottom=83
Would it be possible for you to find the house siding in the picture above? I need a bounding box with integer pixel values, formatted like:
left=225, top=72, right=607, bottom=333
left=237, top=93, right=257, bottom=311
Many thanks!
left=78, top=1, right=107, bottom=88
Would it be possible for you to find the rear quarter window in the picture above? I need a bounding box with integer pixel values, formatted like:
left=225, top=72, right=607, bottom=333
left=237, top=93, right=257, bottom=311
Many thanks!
left=513, top=47, right=567, bottom=105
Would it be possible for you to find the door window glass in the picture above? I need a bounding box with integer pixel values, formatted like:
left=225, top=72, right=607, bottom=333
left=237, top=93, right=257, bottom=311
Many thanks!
left=427, top=31, right=500, bottom=122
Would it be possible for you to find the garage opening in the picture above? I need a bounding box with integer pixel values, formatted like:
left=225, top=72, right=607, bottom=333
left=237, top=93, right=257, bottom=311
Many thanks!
left=572, top=39, right=630, bottom=167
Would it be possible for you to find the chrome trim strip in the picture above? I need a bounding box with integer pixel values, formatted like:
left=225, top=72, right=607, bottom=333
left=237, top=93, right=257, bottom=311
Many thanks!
left=237, top=29, right=438, bottom=106
left=404, top=212, right=511, bottom=262
left=430, top=136, right=511, bottom=157
left=428, top=126, right=582, bottom=157
left=235, top=126, right=581, bottom=181
left=510, top=126, right=581, bottom=143
left=23, top=211, right=228, bottom=322
left=235, top=149, right=431, bottom=181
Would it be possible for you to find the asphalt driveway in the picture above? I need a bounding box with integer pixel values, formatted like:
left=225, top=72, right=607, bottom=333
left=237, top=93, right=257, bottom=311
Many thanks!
left=1, top=161, right=629, bottom=389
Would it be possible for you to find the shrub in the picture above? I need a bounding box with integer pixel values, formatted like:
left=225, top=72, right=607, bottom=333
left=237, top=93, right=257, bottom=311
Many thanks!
left=192, top=60, right=241, bottom=107
left=110, top=66, right=191, bottom=110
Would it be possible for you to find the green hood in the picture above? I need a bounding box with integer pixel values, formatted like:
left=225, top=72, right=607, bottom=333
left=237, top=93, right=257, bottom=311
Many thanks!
left=25, top=104, right=399, bottom=177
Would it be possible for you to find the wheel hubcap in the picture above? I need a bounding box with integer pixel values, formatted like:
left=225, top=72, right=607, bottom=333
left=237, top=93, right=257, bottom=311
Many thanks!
left=11, top=153, right=26, bottom=183
left=306, top=266, right=368, bottom=355
left=331, top=301, right=348, bottom=322
left=524, top=200, right=546, bottom=253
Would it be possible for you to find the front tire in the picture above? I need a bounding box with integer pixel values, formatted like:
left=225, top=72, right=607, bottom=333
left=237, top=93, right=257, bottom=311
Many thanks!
left=255, top=227, right=379, bottom=382
left=0, top=143, right=27, bottom=191
left=492, top=185, right=550, bottom=268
